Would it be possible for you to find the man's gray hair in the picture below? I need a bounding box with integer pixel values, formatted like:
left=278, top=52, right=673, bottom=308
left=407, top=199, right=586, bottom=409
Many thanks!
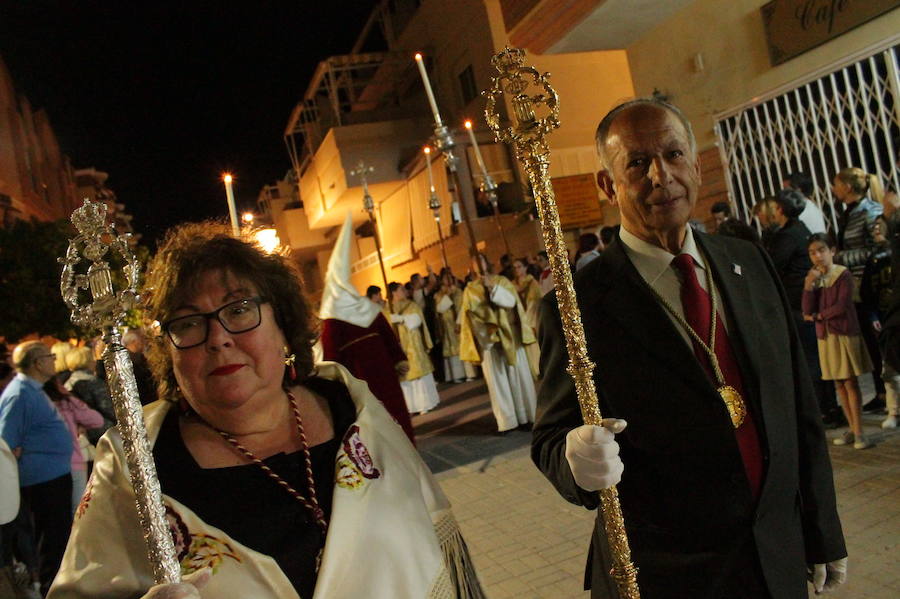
left=594, top=97, right=697, bottom=171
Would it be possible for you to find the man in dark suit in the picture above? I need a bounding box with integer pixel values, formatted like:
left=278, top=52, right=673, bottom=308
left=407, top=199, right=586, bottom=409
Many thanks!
left=532, top=98, right=847, bottom=598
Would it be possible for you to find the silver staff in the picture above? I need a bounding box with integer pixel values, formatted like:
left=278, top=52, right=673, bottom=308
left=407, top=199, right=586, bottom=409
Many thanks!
left=60, top=199, right=180, bottom=584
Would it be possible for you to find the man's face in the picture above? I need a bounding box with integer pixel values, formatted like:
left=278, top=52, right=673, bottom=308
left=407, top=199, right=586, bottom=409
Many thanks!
left=598, top=106, right=700, bottom=250
left=712, top=211, right=728, bottom=228
left=536, top=255, right=549, bottom=270
left=411, top=275, right=423, bottom=290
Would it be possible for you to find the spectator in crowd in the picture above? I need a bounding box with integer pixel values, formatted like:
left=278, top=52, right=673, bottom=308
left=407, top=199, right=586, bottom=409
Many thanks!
left=878, top=180, right=900, bottom=419
left=860, top=215, right=899, bottom=429
left=769, top=189, right=841, bottom=426
left=599, top=225, right=618, bottom=249
left=50, top=342, right=73, bottom=387
left=710, top=201, right=731, bottom=232
left=535, top=250, right=554, bottom=296
left=0, top=341, right=73, bottom=595
left=512, top=258, right=542, bottom=378
left=803, top=233, right=873, bottom=449
left=41, top=377, right=102, bottom=514
left=574, top=233, right=602, bottom=271
left=715, top=218, right=761, bottom=245
left=365, top=285, right=385, bottom=307
left=783, top=171, right=827, bottom=234
left=64, top=347, right=116, bottom=447
left=833, top=167, right=886, bottom=413
left=751, top=197, right=778, bottom=245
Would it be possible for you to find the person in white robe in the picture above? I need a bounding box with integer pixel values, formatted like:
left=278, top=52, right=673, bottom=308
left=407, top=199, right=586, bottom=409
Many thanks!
left=458, top=255, right=537, bottom=432
left=388, top=283, right=440, bottom=415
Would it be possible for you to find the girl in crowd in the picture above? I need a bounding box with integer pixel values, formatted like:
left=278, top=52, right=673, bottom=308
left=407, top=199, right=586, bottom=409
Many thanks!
left=803, top=233, right=873, bottom=449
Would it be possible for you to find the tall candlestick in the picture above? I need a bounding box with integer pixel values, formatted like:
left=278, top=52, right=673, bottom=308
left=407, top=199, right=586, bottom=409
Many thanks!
left=414, top=53, right=443, bottom=126
left=464, top=120, right=489, bottom=178
left=424, top=146, right=436, bottom=193
left=223, top=173, right=239, bottom=237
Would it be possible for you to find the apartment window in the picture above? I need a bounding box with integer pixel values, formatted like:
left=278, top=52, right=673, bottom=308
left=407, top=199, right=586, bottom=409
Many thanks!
left=458, top=65, right=478, bottom=106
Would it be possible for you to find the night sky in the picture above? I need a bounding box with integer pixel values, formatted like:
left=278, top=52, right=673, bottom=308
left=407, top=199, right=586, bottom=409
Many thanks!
left=0, top=1, right=376, bottom=246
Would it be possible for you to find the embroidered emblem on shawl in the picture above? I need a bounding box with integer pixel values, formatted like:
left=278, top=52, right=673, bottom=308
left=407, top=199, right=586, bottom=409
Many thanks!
left=74, top=475, right=94, bottom=519
left=342, top=425, right=380, bottom=479
left=166, top=505, right=241, bottom=574
left=336, top=425, right=381, bottom=490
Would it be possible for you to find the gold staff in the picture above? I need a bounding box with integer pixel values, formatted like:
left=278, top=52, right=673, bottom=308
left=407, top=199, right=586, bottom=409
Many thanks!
left=59, top=199, right=181, bottom=584
left=351, top=160, right=393, bottom=311
left=484, top=47, right=640, bottom=598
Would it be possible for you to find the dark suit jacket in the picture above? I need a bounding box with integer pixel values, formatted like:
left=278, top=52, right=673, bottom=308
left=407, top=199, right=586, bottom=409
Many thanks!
left=532, top=232, right=845, bottom=599
left=766, top=219, right=812, bottom=312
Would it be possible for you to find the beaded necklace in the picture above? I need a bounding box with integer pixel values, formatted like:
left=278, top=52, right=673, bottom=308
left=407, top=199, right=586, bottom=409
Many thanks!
left=212, top=391, right=328, bottom=559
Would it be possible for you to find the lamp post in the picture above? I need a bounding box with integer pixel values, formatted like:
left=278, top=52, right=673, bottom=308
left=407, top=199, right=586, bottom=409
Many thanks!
left=350, top=160, right=392, bottom=310
left=424, top=146, right=449, bottom=268
left=465, top=119, right=511, bottom=256
left=223, top=173, right=239, bottom=237
left=414, top=52, right=483, bottom=274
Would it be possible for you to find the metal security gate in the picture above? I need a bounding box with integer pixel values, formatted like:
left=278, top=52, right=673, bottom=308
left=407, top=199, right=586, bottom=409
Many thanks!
left=715, top=40, right=900, bottom=230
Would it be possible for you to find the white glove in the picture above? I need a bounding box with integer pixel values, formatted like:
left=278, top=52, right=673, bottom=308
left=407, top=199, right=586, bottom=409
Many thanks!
left=140, top=569, right=211, bottom=599
left=808, top=557, right=847, bottom=594
left=564, top=419, right=627, bottom=492
left=390, top=314, right=404, bottom=324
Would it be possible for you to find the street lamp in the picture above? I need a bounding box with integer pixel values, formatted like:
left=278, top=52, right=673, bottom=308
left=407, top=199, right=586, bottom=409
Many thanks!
left=242, top=212, right=254, bottom=225
left=222, top=173, right=239, bottom=236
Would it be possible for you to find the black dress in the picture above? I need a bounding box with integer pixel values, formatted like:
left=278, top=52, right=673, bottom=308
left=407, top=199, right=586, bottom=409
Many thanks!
left=153, top=377, right=356, bottom=598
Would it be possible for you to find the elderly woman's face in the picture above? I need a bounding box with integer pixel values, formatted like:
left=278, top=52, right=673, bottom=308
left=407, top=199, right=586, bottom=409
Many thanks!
left=168, top=270, right=287, bottom=419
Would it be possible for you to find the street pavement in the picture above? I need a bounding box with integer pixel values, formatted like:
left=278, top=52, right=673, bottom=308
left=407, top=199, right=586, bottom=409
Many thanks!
left=414, top=378, right=899, bottom=599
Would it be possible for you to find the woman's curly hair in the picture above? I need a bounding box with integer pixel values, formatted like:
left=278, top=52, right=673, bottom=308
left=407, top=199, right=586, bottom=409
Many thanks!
left=142, top=221, right=317, bottom=403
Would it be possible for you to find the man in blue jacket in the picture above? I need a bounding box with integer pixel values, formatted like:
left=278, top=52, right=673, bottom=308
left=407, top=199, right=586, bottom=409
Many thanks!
left=0, top=341, right=73, bottom=594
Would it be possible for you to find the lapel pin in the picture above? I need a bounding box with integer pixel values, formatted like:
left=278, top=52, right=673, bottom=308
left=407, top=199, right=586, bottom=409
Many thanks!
left=732, top=263, right=742, bottom=276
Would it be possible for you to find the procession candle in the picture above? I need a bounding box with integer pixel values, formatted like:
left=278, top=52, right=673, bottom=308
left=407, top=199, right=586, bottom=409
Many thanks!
left=223, top=173, right=239, bottom=237
left=414, top=53, right=443, bottom=126
left=464, top=120, right=489, bottom=178
left=424, top=146, right=436, bottom=192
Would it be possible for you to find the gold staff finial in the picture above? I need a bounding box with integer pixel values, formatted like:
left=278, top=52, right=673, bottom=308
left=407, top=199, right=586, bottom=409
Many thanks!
left=60, top=198, right=181, bottom=584
left=485, top=47, right=640, bottom=598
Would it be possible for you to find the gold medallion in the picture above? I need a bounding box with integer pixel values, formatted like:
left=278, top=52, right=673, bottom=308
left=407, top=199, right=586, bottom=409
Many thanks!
left=719, top=385, right=746, bottom=428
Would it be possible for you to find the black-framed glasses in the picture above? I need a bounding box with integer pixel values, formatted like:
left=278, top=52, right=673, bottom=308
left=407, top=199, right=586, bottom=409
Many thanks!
left=163, top=296, right=268, bottom=349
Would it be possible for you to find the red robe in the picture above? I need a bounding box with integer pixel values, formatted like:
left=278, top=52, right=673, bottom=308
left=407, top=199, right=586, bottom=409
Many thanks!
left=320, top=313, right=416, bottom=443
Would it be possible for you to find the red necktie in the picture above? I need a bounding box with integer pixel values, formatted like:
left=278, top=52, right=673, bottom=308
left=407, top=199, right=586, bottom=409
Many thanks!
left=671, top=254, right=764, bottom=499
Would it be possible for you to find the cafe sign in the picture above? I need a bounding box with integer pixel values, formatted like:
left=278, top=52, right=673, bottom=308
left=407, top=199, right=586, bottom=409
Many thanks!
left=762, top=0, right=900, bottom=65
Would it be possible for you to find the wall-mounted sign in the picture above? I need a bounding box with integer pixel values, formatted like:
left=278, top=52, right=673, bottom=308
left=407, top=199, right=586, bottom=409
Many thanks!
left=762, top=0, right=900, bottom=66
left=551, top=173, right=604, bottom=230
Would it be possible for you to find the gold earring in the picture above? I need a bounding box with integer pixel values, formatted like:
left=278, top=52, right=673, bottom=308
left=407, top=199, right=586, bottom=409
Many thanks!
left=284, top=347, right=297, bottom=382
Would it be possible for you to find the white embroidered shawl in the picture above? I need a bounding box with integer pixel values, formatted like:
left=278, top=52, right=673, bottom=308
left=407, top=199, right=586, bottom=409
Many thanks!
left=48, top=362, right=483, bottom=599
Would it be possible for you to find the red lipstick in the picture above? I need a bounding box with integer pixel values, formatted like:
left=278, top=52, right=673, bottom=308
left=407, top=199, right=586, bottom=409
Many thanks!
left=210, top=364, right=243, bottom=376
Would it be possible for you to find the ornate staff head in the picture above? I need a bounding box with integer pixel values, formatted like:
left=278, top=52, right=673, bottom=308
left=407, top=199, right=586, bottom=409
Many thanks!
left=60, top=199, right=140, bottom=333
left=484, top=47, right=560, bottom=163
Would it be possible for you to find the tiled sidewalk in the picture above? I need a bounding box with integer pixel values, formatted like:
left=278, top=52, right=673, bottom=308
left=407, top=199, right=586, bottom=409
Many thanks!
left=417, top=381, right=899, bottom=598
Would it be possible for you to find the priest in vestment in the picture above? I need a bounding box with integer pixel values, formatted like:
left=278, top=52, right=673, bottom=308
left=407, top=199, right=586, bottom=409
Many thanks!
left=459, top=255, right=538, bottom=431
left=435, top=272, right=467, bottom=383
left=319, top=213, right=416, bottom=442
left=388, top=282, right=441, bottom=415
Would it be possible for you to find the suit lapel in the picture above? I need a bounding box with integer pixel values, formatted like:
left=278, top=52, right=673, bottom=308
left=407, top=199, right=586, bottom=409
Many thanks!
left=582, top=239, right=714, bottom=393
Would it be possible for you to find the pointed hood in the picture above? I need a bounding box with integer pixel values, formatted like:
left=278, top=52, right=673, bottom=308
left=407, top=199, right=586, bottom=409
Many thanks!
left=318, top=212, right=382, bottom=328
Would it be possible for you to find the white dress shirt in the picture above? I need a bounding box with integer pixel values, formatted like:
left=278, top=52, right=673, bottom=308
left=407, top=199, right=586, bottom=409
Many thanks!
left=618, top=225, right=729, bottom=349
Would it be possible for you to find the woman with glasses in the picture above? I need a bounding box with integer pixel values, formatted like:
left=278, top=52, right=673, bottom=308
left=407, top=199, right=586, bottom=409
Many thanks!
left=49, top=222, right=484, bottom=599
